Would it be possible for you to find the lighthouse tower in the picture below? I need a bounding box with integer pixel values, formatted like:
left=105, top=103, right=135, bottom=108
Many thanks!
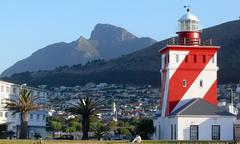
left=153, top=8, right=235, bottom=141
left=160, top=7, right=219, bottom=116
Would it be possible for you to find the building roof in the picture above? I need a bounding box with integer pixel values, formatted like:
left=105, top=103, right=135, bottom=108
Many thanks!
left=170, top=98, right=234, bottom=116
left=179, top=10, right=199, bottom=22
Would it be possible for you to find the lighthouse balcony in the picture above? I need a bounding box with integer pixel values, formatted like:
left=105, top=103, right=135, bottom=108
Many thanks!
left=167, top=37, right=213, bottom=46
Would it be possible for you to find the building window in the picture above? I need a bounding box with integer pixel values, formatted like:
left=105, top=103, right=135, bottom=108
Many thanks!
left=174, top=124, right=177, bottom=140
left=212, top=125, right=220, bottom=140
left=176, top=54, right=179, bottom=63
left=182, top=80, right=187, bottom=87
left=12, top=87, right=17, bottom=94
left=6, top=87, right=10, bottom=93
left=37, top=114, right=40, bottom=120
left=1, top=86, right=4, bottom=93
left=185, top=55, right=188, bottom=63
left=171, top=124, right=173, bottom=140
left=30, top=114, right=33, bottom=119
left=200, top=80, right=203, bottom=87
left=190, top=125, right=198, bottom=140
left=194, top=55, right=197, bottom=63
left=5, top=112, right=8, bottom=118
left=158, top=125, right=161, bottom=139
left=166, top=54, right=169, bottom=63
left=203, top=55, right=206, bottom=63
left=43, top=115, right=46, bottom=120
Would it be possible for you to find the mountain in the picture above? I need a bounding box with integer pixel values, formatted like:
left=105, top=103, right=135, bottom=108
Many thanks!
left=3, top=20, right=240, bottom=87
left=1, top=24, right=156, bottom=77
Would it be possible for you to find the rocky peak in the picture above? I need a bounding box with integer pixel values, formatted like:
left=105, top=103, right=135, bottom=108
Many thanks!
left=90, top=23, right=138, bottom=43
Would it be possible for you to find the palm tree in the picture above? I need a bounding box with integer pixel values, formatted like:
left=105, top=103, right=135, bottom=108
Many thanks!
left=68, top=96, right=99, bottom=140
left=4, top=88, right=44, bottom=139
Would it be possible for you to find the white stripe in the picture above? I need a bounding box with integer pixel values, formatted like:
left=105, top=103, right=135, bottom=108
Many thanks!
left=172, top=55, right=218, bottom=113
left=161, top=51, right=188, bottom=116
left=168, top=51, right=189, bottom=78
left=161, top=71, right=169, bottom=117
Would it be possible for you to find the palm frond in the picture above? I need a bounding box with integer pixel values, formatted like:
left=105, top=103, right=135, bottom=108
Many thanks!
left=4, top=88, right=45, bottom=113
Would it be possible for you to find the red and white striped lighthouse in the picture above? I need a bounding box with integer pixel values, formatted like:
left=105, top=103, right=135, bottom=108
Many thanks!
left=160, top=8, right=220, bottom=116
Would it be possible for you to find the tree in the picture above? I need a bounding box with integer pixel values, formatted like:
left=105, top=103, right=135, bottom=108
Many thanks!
left=69, top=121, right=82, bottom=131
left=107, top=121, right=117, bottom=131
left=93, top=122, right=109, bottom=140
left=134, top=118, right=154, bottom=140
left=68, top=96, right=99, bottom=140
left=4, top=88, right=44, bottom=139
left=49, top=121, right=62, bottom=138
left=115, top=127, right=131, bottom=136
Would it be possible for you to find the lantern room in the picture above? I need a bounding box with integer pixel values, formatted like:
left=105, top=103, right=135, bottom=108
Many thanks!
left=177, top=7, right=201, bottom=45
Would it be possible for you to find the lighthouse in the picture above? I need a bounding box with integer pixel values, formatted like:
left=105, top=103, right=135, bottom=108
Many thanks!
left=160, top=7, right=219, bottom=117
left=153, top=8, right=235, bottom=140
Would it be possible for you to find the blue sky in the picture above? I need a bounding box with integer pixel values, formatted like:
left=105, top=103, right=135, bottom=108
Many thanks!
left=0, top=0, right=239, bottom=74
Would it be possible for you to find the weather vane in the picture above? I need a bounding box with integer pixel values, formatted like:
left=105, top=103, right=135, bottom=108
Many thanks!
left=184, top=5, right=191, bottom=12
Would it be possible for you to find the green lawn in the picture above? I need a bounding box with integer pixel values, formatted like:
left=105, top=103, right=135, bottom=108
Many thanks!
left=0, top=140, right=236, bottom=144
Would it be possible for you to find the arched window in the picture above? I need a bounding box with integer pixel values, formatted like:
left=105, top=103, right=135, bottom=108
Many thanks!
left=200, top=80, right=203, bottom=87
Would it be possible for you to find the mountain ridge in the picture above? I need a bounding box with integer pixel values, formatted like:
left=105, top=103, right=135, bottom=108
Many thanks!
left=1, top=23, right=156, bottom=77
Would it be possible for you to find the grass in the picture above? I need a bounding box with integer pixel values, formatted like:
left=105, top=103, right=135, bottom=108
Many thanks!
left=0, top=140, right=235, bottom=144
left=0, top=140, right=237, bottom=144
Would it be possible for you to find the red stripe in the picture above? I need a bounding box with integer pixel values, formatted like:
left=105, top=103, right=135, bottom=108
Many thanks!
left=202, top=80, right=217, bottom=106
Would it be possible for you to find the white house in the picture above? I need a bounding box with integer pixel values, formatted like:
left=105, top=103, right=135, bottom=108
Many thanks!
left=153, top=98, right=235, bottom=140
left=0, top=80, right=48, bottom=138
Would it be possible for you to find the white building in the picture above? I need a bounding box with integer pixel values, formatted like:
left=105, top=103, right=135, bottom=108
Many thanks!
left=153, top=98, right=234, bottom=140
left=0, top=80, right=48, bottom=138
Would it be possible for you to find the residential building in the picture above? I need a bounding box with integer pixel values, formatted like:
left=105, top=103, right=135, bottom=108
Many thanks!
left=0, top=80, right=48, bottom=138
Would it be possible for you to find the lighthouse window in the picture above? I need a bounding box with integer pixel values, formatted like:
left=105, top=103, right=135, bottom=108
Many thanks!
left=176, top=54, right=179, bottom=63
left=212, top=55, right=215, bottom=63
left=200, top=80, right=203, bottom=87
left=194, top=55, right=197, bottom=63
left=185, top=55, right=188, bottom=63
left=182, top=80, right=187, bottom=87
left=203, top=55, right=206, bottom=63
left=167, top=54, right=169, bottom=63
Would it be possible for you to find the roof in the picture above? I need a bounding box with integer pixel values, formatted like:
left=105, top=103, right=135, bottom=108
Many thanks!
left=179, top=11, right=199, bottom=22
left=170, top=98, right=234, bottom=116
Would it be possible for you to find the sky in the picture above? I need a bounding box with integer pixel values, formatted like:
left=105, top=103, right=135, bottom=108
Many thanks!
left=0, top=0, right=239, bottom=74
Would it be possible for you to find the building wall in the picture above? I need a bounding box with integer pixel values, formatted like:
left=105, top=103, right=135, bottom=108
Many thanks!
left=153, top=116, right=234, bottom=140
left=153, top=117, right=178, bottom=140
left=177, top=116, right=234, bottom=140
